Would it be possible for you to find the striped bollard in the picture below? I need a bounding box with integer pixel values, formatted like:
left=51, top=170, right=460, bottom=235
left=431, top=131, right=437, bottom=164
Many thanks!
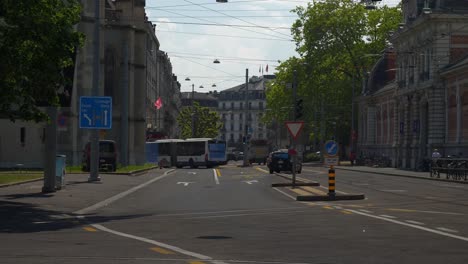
left=328, top=165, right=335, bottom=198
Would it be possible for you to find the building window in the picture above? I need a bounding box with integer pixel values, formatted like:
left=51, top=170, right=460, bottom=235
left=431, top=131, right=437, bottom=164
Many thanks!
left=230, top=113, right=234, bottom=120
left=230, top=123, right=234, bottom=131
left=248, top=102, right=252, bottom=109
left=222, top=102, right=226, bottom=109
left=231, top=102, right=234, bottom=109
left=239, top=123, right=243, bottom=131
left=222, top=114, right=226, bottom=120
left=230, top=133, right=234, bottom=141
left=240, top=102, right=243, bottom=109
left=259, top=102, right=264, bottom=110
left=259, top=133, right=263, bottom=139
left=239, top=113, right=243, bottom=119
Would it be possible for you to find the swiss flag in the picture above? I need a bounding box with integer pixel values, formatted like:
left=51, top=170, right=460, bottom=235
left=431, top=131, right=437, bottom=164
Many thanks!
left=266, top=64, right=268, bottom=72
left=154, top=97, right=162, bottom=110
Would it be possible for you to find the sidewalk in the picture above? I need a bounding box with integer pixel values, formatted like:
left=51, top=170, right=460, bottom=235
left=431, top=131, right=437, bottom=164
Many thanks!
left=0, top=168, right=172, bottom=214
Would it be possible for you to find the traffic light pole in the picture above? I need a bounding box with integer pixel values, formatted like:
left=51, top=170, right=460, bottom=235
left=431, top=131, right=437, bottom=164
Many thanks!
left=292, top=70, right=297, bottom=188
left=243, top=68, right=249, bottom=167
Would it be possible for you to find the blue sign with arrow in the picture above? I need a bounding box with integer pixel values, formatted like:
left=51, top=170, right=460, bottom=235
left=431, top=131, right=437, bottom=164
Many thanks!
left=324, top=140, right=338, bottom=157
left=79, top=96, right=112, bottom=129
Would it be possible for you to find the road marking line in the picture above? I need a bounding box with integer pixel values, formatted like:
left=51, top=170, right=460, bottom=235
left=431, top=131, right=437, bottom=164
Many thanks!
left=323, top=206, right=333, bottom=210
left=341, top=210, right=353, bottom=215
left=216, top=169, right=221, bottom=177
left=83, top=227, right=98, bottom=232
left=301, top=186, right=327, bottom=195
left=386, top=208, right=465, bottom=216
left=255, top=167, right=269, bottom=173
left=33, top=221, right=51, bottom=224
left=379, top=215, right=397, bottom=219
left=302, top=168, right=326, bottom=174
left=213, top=169, right=220, bottom=185
left=345, top=209, right=468, bottom=242
left=272, top=187, right=296, bottom=200
left=334, top=206, right=343, bottom=210
left=358, top=209, right=373, bottom=213
left=186, top=210, right=311, bottom=219
left=150, top=247, right=175, bottom=255
left=379, top=189, right=407, bottom=192
left=436, top=227, right=459, bottom=233
left=405, top=220, right=425, bottom=225
left=92, top=224, right=229, bottom=263
left=318, top=186, right=347, bottom=194
left=189, top=262, right=206, bottom=264
left=290, top=188, right=310, bottom=196
left=74, top=169, right=175, bottom=215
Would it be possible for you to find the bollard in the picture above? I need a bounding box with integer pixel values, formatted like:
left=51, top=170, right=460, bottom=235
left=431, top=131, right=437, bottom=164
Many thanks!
left=328, top=165, right=335, bottom=198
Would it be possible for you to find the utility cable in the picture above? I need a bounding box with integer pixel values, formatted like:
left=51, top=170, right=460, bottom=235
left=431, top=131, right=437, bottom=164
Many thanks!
left=156, top=29, right=293, bottom=42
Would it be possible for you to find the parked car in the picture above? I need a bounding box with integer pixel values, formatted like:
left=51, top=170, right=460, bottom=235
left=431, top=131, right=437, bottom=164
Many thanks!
left=267, top=149, right=302, bottom=174
left=82, top=140, right=118, bottom=172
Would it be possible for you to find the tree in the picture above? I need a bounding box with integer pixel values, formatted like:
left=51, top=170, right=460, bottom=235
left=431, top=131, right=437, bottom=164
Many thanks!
left=0, top=0, right=83, bottom=122
left=177, top=102, right=223, bottom=139
left=266, top=0, right=400, bottom=145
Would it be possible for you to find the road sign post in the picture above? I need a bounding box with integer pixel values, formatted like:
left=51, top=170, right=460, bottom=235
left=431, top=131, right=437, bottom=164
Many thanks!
left=80, top=96, right=113, bottom=182
left=323, top=140, right=339, bottom=197
left=285, top=121, right=304, bottom=188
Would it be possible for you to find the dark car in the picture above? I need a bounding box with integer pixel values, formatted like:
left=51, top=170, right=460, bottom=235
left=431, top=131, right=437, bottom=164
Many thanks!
left=82, top=140, right=118, bottom=172
left=267, top=150, right=302, bottom=174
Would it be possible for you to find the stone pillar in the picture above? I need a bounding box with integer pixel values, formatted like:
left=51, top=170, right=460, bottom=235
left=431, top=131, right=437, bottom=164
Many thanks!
left=392, top=99, right=400, bottom=168
left=428, top=84, right=446, bottom=152
left=411, top=93, right=420, bottom=170
left=367, top=106, right=376, bottom=146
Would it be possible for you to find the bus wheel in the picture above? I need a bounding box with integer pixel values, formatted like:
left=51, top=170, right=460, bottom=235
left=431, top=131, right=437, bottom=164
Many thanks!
left=189, top=159, right=195, bottom=168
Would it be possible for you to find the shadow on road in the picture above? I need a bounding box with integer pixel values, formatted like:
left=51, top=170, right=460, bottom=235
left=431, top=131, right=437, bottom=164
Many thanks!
left=0, top=200, right=149, bottom=233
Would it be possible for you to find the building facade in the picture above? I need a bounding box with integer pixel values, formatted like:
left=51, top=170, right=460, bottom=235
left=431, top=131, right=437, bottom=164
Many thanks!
left=218, top=75, right=275, bottom=150
left=357, top=0, right=468, bottom=170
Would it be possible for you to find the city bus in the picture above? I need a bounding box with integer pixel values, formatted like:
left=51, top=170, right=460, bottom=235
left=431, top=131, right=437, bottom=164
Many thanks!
left=176, top=138, right=227, bottom=168
left=145, top=139, right=183, bottom=167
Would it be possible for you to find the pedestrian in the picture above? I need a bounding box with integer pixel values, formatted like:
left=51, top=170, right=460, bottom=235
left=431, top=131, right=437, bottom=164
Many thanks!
left=431, top=149, right=442, bottom=159
left=350, top=151, right=356, bottom=166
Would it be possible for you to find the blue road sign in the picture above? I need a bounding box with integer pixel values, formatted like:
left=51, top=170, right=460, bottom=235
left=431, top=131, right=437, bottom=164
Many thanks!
left=324, top=140, right=338, bottom=157
left=79, top=96, right=112, bottom=129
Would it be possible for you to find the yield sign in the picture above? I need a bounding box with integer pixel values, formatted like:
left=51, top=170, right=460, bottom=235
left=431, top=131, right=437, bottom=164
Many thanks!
left=285, top=121, right=305, bottom=140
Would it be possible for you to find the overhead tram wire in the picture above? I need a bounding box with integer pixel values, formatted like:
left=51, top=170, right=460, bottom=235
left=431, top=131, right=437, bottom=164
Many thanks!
left=156, top=15, right=298, bottom=18
left=152, top=21, right=291, bottom=30
left=174, top=56, right=240, bottom=78
left=165, top=51, right=279, bottom=62
left=149, top=0, right=309, bottom=9
left=168, top=54, right=279, bottom=63
left=155, top=29, right=293, bottom=42
left=183, top=0, right=293, bottom=39
left=154, top=9, right=292, bottom=41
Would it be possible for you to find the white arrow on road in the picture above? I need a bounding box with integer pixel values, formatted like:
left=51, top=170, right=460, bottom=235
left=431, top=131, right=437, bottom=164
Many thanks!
left=83, top=114, right=92, bottom=125
left=177, top=182, right=194, bottom=187
left=243, top=180, right=258, bottom=185
left=188, top=172, right=197, bottom=175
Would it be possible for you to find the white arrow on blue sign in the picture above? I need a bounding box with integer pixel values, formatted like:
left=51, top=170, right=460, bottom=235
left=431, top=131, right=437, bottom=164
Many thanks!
left=79, top=96, right=112, bottom=129
left=324, top=140, right=338, bottom=157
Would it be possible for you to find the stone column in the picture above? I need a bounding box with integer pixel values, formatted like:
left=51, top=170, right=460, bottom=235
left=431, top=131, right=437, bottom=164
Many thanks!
left=428, top=84, right=446, bottom=152
left=411, top=93, right=420, bottom=169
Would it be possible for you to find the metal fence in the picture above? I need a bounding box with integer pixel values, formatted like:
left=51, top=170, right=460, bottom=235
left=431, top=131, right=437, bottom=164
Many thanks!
left=430, top=158, right=468, bottom=181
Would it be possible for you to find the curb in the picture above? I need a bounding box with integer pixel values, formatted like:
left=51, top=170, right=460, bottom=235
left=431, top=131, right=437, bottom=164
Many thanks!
left=297, top=193, right=365, bottom=201
left=335, top=167, right=468, bottom=185
left=0, top=178, right=43, bottom=189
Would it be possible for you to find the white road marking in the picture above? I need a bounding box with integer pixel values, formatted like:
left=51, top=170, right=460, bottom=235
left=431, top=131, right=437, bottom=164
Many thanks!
left=177, top=182, right=194, bottom=187
left=358, top=209, right=373, bottom=213
left=379, top=189, right=407, bottom=192
left=334, top=206, right=343, bottom=210
left=33, top=221, right=51, bottom=224
left=243, top=180, right=258, bottom=185
left=213, top=169, right=220, bottom=185
left=346, top=209, right=468, bottom=242
left=436, top=227, right=459, bottom=233
left=379, top=215, right=397, bottom=219
left=73, top=169, right=175, bottom=215
left=353, top=183, right=370, bottom=186
left=187, top=210, right=311, bottom=219
left=302, top=168, right=326, bottom=174
left=386, top=208, right=465, bottom=216
left=318, top=186, right=347, bottom=194
left=272, top=187, right=297, bottom=201
left=405, top=220, right=425, bottom=225
left=147, top=207, right=305, bottom=218
left=188, top=172, right=197, bottom=175
left=91, top=224, right=229, bottom=264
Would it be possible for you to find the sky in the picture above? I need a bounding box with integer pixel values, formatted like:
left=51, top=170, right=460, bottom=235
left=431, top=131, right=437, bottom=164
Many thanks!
left=146, top=0, right=401, bottom=93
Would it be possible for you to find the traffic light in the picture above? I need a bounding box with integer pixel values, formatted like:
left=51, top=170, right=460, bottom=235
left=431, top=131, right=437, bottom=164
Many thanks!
left=295, top=99, right=303, bottom=120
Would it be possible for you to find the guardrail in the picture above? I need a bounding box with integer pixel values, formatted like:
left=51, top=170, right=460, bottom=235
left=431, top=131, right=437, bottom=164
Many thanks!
left=430, top=158, right=468, bottom=181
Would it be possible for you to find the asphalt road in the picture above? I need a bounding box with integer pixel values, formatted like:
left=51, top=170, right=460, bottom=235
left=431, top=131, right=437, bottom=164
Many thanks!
left=1, top=163, right=467, bottom=263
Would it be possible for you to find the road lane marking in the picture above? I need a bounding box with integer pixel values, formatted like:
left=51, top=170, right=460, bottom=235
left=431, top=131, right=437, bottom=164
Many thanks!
left=272, top=187, right=296, bottom=200
left=243, top=180, right=258, bottom=185
left=213, top=169, right=220, bottom=185
left=189, top=262, right=206, bottom=264
left=334, top=206, right=343, bottom=210
left=302, top=168, right=326, bottom=174
left=74, top=169, right=175, bottom=215
left=341, top=210, right=353, bottom=215
left=379, top=215, right=397, bottom=219
left=358, top=209, right=373, bottom=213
left=177, top=182, right=194, bottom=187
left=91, top=224, right=229, bottom=264
left=379, top=189, right=407, bottom=192
left=345, top=209, right=468, bottom=242
left=83, top=227, right=98, bottom=232
left=323, top=206, right=333, bottom=210
left=301, top=186, right=326, bottom=195
left=290, top=188, right=310, bottom=196
left=143, top=207, right=305, bottom=217
left=150, top=247, right=175, bottom=255
left=405, top=220, right=425, bottom=225
left=386, top=208, right=465, bottom=215
left=216, top=169, right=221, bottom=177
left=186, top=210, right=311, bottom=219
left=318, top=186, right=347, bottom=194
left=436, top=227, right=459, bottom=233
left=255, top=167, right=269, bottom=173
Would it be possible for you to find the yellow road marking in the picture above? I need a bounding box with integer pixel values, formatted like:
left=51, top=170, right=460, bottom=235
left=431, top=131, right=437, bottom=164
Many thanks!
left=150, top=247, right=175, bottom=255
left=189, top=262, right=206, bottom=264
left=290, top=188, right=310, bottom=196
left=83, top=227, right=98, bottom=232
left=215, top=169, right=221, bottom=177
left=323, top=206, right=334, bottom=210
left=301, top=186, right=327, bottom=196
left=256, top=167, right=269, bottom=173
left=341, top=210, right=353, bottom=215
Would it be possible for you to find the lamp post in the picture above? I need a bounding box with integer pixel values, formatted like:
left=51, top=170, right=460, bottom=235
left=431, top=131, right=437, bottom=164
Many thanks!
left=243, top=68, right=249, bottom=167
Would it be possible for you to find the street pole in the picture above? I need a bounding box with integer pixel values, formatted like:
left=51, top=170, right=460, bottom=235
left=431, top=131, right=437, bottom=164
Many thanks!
left=191, top=83, right=195, bottom=137
left=42, top=107, right=57, bottom=192
left=121, top=41, right=129, bottom=167
left=243, top=68, right=249, bottom=167
left=292, top=70, right=297, bottom=188
left=351, top=74, right=355, bottom=156
left=89, top=0, right=101, bottom=182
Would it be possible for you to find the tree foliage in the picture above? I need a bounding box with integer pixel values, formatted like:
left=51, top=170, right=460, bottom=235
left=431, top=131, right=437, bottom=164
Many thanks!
left=265, top=0, right=400, bottom=145
left=177, top=102, right=223, bottom=139
left=0, top=0, right=83, bottom=122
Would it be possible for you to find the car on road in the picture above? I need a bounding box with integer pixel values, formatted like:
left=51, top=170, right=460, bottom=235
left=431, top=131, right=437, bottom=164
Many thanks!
left=82, top=140, right=118, bottom=172
left=267, top=149, right=302, bottom=174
